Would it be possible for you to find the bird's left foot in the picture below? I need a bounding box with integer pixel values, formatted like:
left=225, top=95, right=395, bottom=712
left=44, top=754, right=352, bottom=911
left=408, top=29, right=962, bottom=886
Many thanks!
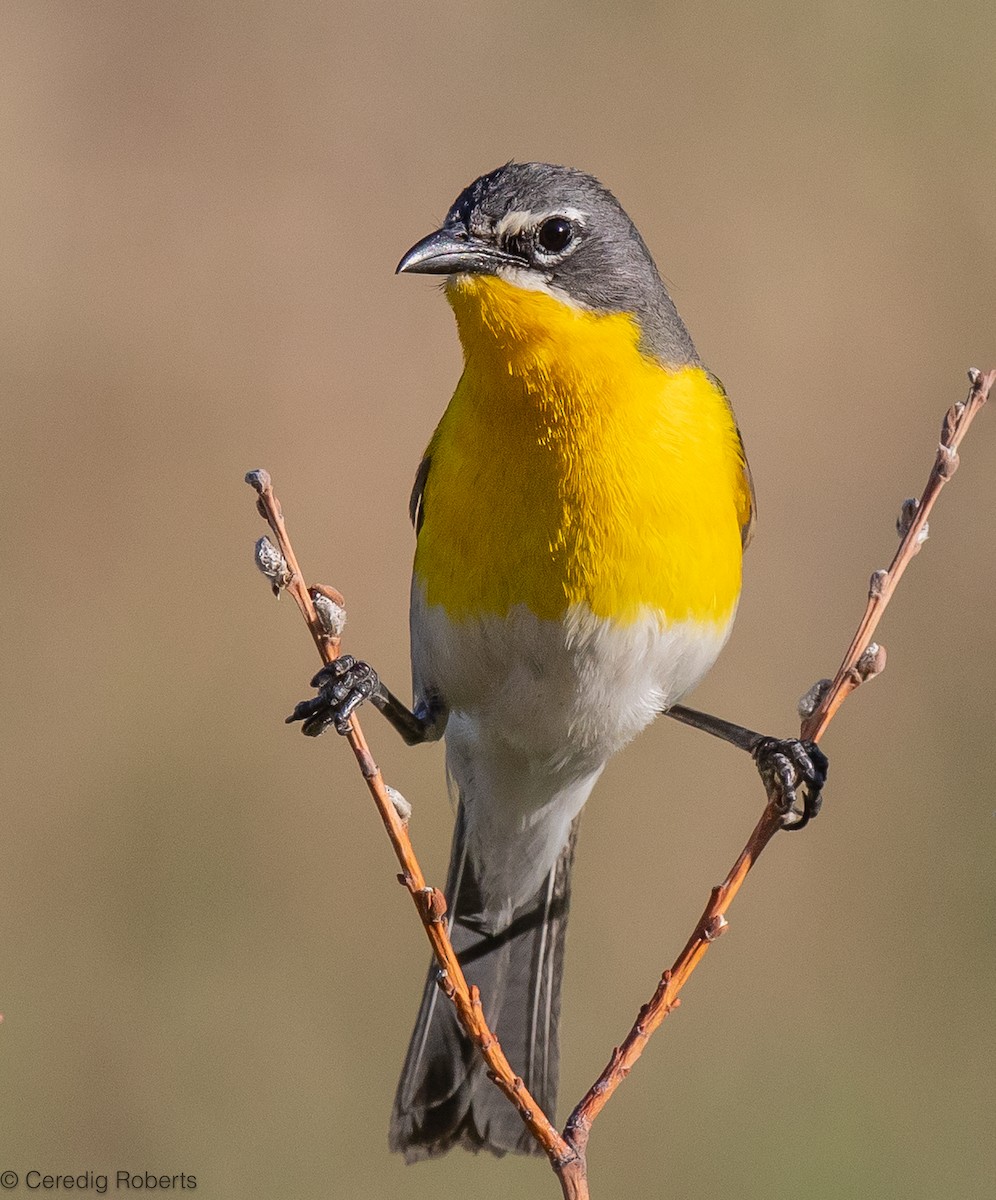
left=751, top=737, right=828, bottom=830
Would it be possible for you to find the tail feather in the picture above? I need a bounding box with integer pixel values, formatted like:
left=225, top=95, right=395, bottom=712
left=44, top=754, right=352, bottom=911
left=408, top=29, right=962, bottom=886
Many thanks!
left=389, top=803, right=578, bottom=1161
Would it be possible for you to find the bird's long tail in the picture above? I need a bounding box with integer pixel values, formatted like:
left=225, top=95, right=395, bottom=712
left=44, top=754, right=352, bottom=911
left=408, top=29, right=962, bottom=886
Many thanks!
left=389, top=802, right=579, bottom=1161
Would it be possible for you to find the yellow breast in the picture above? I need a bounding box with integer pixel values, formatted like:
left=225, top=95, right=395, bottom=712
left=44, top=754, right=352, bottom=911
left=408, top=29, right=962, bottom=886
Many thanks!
left=413, top=275, right=750, bottom=629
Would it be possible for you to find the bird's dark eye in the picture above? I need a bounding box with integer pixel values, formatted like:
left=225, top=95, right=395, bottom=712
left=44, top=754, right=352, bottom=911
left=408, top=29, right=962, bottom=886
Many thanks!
left=537, top=216, right=574, bottom=254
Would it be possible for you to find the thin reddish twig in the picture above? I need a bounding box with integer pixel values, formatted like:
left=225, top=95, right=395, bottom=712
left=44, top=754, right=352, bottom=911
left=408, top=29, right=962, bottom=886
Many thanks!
left=800, top=368, right=993, bottom=741
left=562, top=368, right=992, bottom=1161
left=245, top=470, right=578, bottom=1186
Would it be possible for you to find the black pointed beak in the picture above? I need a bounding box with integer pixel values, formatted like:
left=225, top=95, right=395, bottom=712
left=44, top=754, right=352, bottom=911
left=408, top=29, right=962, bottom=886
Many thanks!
left=396, top=227, right=520, bottom=276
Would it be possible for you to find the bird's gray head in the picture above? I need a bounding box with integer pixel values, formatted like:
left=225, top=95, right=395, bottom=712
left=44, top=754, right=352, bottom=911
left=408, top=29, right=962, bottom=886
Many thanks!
left=397, top=162, right=699, bottom=367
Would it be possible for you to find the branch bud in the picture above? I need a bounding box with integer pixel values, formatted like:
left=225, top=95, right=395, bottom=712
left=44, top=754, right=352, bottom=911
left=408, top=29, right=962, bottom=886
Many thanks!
left=936, top=442, right=959, bottom=479
left=896, top=497, right=919, bottom=538
left=798, top=678, right=833, bottom=720
left=254, top=536, right=291, bottom=595
left=856, top=642, right=886, bottom=681
left=311, top=587, right=347, bottom=638
left=896, top=497, right=929, bottom=552
left=417, top=887, right=448, bottom=923
left=386, top=785, right=412, bottom=822
left=869, top=569, right=889, bottom=598
left=702, top=914, right=728, bottom=942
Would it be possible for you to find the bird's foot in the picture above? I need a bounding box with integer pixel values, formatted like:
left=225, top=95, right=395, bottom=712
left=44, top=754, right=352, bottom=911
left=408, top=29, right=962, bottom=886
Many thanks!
left=751, top=737, right=828, bottom=830
left=286, top=655, right=380, bottom=736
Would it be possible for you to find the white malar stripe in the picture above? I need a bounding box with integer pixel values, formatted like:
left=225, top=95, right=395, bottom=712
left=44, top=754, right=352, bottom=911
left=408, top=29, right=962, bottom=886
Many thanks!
left=448, top=263, right=583, bottom=307
left=491, top=266, right=581, bottom=306
left=409, top=585, right=733, bottom=925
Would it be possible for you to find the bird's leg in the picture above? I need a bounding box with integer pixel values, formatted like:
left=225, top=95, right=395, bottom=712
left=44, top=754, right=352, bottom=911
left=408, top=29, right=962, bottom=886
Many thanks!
left=664, top=704, right=828, bottom=830
left=286, top=655, right=448, bottom=746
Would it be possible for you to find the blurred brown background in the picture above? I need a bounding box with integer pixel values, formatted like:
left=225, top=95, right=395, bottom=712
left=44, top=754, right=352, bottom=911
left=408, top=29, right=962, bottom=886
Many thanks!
left=2, top=2, right=994, bottom=1197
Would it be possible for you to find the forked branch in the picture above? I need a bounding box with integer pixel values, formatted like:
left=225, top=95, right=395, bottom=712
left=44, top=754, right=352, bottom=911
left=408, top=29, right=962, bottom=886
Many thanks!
left=246, top=368, right=991, bottom=1200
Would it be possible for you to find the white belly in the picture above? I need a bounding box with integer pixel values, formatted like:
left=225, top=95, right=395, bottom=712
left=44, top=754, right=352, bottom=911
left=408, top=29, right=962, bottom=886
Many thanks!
left=409, top=581, right=732, bottom=923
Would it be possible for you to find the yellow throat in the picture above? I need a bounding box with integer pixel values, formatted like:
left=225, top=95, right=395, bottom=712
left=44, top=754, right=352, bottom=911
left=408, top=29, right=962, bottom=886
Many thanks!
left=413, top=275, right=750, bottom=628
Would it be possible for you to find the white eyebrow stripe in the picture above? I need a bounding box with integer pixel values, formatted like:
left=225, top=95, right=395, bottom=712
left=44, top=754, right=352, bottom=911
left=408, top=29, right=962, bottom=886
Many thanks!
left=495, top=210, right=535, bottom=239
left=494, top=207, right=587, bottom=240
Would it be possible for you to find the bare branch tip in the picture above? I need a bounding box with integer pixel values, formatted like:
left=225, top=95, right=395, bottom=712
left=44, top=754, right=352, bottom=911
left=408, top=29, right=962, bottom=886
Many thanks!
left=244, top=468, right=271, bottom=494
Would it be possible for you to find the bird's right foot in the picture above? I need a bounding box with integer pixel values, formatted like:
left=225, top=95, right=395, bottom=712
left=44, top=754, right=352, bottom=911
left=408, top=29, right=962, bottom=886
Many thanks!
left=286, top=655, right=380, bottom=736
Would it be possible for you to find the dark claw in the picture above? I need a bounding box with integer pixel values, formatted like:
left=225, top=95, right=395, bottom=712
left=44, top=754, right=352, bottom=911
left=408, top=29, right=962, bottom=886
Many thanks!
left=752, top=737, right=828, bottom=830
left=309, top=655, right=357, bottom=689
left=286, top=656, right=380, bottom=737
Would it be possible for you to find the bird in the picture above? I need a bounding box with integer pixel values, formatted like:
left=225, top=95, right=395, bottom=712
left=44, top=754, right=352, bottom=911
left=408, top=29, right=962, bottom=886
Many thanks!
left=288, top=162, right=826, bottom=1162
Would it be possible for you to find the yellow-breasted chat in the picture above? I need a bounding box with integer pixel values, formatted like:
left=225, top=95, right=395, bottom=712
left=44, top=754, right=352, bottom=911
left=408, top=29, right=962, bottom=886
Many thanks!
left=288, top=162, right=827, bottom=1161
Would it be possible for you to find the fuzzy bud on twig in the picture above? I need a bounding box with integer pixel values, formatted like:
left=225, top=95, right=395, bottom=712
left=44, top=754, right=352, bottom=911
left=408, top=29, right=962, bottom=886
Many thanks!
left=895, top=494, right=930, bottom=553
left=254, top=536, right=292, bottom=595
left=311, top=586, right=347, bottom=638
left=896, top=497, right=920, bottom=539
left=855, top=642, right=886, bottom=682
left=797, top=678, right=833, bottom=720
left=417, top=887, right=448, bottom=924
left=869, top=569, right=889, bottom=598
left=702, top=915, right=728, bottom=942
left=935, top=442, right=959, bottom=480
left=386, top=786, right=412, bottom=822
